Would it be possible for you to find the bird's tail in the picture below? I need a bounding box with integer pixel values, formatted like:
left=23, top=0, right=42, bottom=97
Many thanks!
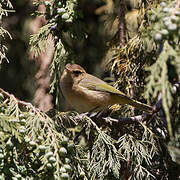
left=126, top=98, right=153, bottom=113
left=116, top=94, right=153, bottom=113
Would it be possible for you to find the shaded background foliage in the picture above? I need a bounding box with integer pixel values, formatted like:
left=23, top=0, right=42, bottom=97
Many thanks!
left=0, top=0, right=36, bottom=101
left=0, top=0, right=107, bottom=103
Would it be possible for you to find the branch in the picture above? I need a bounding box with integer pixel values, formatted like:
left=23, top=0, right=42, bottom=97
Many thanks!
left=0, top=88, right=40, bottom=114
left=118, top=0, right=126, bottom=47
left=103, top=113, right=151, bottom=125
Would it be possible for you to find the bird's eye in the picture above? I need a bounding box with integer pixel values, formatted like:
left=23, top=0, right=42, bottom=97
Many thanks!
left=72, top=70, right=81, bottom=76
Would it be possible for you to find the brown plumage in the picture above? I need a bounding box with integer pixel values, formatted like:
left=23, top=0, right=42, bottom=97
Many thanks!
left=60, top=64, right=153, bottom=113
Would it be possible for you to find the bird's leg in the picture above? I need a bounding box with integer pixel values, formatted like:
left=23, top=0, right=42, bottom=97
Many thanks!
left=76, top=106, right=107, bottom=124
left=76, top=106, right=103, bottom=119
left=76, top=106, right=101, bottom=120
left=77, top=112, right=89, bottom=119
left=89, top=108, right=110, bottom=119
left=88, top=106, right=103, bottom=118
left=93, top=109, right=107, bottom=118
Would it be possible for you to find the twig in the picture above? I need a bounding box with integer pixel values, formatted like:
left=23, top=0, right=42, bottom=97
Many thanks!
left=129, top=77, right=135, bottom=116
left=118, top=0, right=126, bottom=47
left=103, top=113, right=151, bottom=125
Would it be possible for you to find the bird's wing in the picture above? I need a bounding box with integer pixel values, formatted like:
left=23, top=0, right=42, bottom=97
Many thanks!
left=79, top=74, right=153, bottom=112
left=79, top=74, right=130, bottom=99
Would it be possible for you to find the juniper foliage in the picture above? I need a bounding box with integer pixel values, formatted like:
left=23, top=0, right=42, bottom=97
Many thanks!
left=0, top=0, right=13, bottom=65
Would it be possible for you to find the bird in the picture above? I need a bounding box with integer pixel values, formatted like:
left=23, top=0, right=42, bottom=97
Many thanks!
left=60, top=63, right=153, bottom=113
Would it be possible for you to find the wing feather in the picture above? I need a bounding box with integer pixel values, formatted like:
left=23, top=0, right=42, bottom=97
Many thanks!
left=79, top=74, right=130, bottom=99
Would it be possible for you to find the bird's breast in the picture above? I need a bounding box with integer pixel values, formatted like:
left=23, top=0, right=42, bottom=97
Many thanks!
left=63, top=84, right=111, bottom=112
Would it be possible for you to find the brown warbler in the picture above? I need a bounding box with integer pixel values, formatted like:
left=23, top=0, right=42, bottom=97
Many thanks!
left=60, top=64, right=152, bottom=113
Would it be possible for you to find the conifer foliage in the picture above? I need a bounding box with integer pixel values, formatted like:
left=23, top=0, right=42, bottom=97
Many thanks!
left=0, top=0, right=180, bottom=179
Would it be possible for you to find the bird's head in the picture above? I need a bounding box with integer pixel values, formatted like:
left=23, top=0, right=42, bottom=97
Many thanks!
left=61, top=64, right=86, bottom=84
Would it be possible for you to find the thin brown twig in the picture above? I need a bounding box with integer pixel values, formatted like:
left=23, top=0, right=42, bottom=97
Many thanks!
left=119, top=0, right=125, bottom=47
left=118, top=0, right=126, bottom=47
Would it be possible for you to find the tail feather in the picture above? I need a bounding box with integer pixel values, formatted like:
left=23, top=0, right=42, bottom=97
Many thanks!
left=126, top=98, right=153, bottom=113
left=116, top=94, right=153, bottom=113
